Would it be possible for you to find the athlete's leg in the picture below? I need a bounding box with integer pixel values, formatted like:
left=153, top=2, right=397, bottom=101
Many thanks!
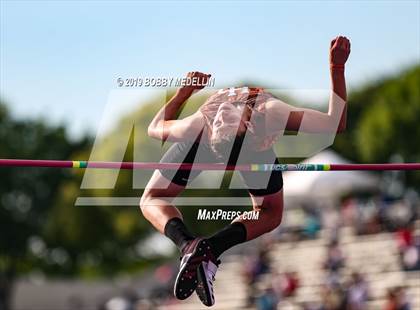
left=140, top=140, right=217, bottom=301
left=195, top=148, right=283, bottom=306
left=141, top=170, right=205, bottom=300
left=206, top=146, right=283, bottom=258
left=195, top=189, right=283, bottom=307
left=236, top=189, right=284, bottom=240
left=140, top=170, right=198, bottom=253
left=140, top=170, right=185, bottom=234
left=140, top=140, right=210, bottom=249
left=205, top=189, right=283, bottom=258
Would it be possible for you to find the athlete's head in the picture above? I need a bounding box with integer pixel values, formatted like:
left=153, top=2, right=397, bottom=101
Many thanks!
left=210, top=102, right=255, bottom=159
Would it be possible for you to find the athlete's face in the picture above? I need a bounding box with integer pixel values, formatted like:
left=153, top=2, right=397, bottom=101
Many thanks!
left=211, top=102, right=249, bottom=141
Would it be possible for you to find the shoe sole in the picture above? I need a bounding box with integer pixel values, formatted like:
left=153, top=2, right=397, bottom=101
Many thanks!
left=174, top=239, right=208, bottom=300
left=196, top=262, right=215, bottom=307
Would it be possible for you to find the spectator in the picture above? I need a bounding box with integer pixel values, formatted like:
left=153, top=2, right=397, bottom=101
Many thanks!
left=252, top=247, right=271, bottom=277
left=346, top=272, right=369, bottom=310
left=242, top=246, right=272, bottom=306
left=302, top=302, right=321, bottom=310
left=271, top=270, right=300, bottom=299
left=356, top=200, right=381, bottom=235
left=384, top=287, right=411, bottom=310
left=270, top=270, right=283, bottom=301
left=303, top=210, right=322, bottom=239
left=341, top=198, right=357, bottom=227
left=323, top=240, right=345, bottom=273
left=384, top=200, right=415, bottom=230
left=323, top=206, right=342, bottom=243
left=385, top=288, right=399, bottom=310
left=281, top=271, right=300, bottom=297
left=255, top=287, right=279, bottom=310
left=394, top=287, right=411, bottom=310
left=396, top=223, right=414, bottom=252
left=324, top=271, right=341, bottom=290
left=401, top=241, right=420, bottom=271
left=319, top=284, right=346, bottom=310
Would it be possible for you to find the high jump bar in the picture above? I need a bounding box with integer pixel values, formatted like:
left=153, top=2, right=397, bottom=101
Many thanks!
left=0, top=159, right=420, bottom=171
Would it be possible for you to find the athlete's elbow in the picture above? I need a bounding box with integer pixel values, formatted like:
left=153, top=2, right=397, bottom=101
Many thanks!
left=147, top=124, right=162, bottom=140
left=147, top=125, right=156, bottom=138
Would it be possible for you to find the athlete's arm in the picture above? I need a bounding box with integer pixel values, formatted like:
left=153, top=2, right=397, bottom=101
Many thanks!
left=147, top=71, right=211, bottom=141
left=266, top=36, right=350, bottom=134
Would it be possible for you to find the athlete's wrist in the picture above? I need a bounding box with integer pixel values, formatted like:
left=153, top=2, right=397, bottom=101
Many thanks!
left=177, top=88, right=194, bottom=99
left=330, top=64, right=345, bottom=72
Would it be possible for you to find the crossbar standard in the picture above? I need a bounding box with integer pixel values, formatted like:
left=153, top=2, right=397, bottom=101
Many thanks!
left=1, top=159, right=420, bottom=171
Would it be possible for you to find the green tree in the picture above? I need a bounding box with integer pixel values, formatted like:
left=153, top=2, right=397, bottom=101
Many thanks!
left=333, top=64, right=420, bottom=188
left=0, top=103, right=90, bottom=310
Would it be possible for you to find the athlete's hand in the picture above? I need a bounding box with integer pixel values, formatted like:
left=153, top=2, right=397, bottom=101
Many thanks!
left=179, top=71, right=211, bottom=96
left=330, top=36, right=351, bottom=66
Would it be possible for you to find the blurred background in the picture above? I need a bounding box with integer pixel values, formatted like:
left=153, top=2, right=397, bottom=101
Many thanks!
left=1, top=1, right=419, bottom=310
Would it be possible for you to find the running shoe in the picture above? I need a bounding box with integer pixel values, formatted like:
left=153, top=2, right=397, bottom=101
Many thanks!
left=174, top=238, right=212, bottom=300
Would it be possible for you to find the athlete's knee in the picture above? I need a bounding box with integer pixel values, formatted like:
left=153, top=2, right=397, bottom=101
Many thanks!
left=266, top=208, right=283, bottom=232
left=140, top=188, right=171, bottom=214
left=252, top=189, right=283, bottom=233
left=271, top=207, right=283, bottom=228
left=258, top=202, right=283, bottom=232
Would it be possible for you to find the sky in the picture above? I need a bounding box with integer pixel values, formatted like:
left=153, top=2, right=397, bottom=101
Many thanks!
left=1, top=0, right=419, bottom=139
